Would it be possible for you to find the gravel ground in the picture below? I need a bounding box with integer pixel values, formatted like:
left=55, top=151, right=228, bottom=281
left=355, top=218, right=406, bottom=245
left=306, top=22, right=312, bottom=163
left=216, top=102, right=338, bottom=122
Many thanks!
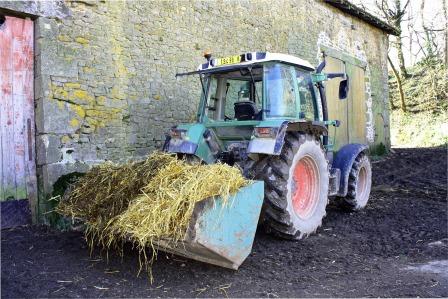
left=2, top=147, right=447, bottom=298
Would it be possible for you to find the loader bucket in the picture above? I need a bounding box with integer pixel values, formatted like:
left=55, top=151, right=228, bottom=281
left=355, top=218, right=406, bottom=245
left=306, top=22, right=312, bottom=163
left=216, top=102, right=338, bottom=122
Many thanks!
left=155, top=181, right=264, bottom=270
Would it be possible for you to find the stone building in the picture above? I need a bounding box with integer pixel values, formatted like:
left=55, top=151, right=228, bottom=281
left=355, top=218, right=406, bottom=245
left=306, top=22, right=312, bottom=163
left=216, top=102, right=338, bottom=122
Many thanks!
left=0, top=0, right=397, bottom=225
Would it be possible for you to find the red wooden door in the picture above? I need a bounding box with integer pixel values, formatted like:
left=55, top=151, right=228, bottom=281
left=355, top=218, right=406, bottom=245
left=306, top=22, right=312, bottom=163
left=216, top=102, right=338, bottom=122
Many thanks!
left=0, top=16, right=36, bottom=206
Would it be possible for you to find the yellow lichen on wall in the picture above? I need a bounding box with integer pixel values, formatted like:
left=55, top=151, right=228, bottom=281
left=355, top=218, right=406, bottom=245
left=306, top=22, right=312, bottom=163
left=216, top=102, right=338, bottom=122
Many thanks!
left=70, top=118, right=80, bottom=128
left=71, top=104, right=86, bottom=118
left=75, top=36, right=89, bottom=45
left=53, top=88, right=68, bottom=100
left=64, top=83, right=81, bottom=89
left=70, top=90, right=95, bottom=103
left=106, top=1, right=131, bottom=103
left=48, top=81, right=120, bottom=133
left=95, top=96, right=106, bottom=105
left=110, top=86, right=125, bottom=100
left=83, top=66, right=94, bottom=73
left=61, top=135, right=71, bottom=144
left=57, top=34, right=71, bottom=42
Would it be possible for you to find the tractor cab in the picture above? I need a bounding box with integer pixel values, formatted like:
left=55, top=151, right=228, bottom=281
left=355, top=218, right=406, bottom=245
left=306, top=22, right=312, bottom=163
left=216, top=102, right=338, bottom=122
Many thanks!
left=198, top=53, right=320, bottom=124
left=167, top=52, right=335, bottom=166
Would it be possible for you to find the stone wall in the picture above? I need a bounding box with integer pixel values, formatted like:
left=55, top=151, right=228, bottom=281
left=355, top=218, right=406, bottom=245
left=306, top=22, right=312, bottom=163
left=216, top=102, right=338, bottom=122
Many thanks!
left=0, top=0, right=390, bottom=222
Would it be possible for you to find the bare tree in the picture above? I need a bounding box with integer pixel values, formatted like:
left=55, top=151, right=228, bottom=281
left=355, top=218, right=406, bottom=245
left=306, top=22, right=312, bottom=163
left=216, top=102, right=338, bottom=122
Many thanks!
left=420, top=0, right=437, bottom=61
left=388, top=55, right=406, bottom=112
left=410, top=0, right=447, bottom=64
left=377, top=0, right=411, bottom=78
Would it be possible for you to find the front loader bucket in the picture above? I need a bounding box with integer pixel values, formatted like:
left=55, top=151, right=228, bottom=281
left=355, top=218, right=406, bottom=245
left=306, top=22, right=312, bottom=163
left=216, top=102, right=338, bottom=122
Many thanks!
left=155, top=181, right=264, bottom=270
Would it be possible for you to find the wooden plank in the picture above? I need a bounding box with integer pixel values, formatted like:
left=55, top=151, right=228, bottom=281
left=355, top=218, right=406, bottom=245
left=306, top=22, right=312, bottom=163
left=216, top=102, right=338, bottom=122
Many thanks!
left=324, top=56, right=348, bottom=151
left=20, top=17, right=37, bottom=218
left=346, top=63, right=366, bottom=144
left=320, top=45, right=367, bottom=69
left=11, top=16, right=33, bottom=200
left=0, top=99, right=2, bottom=200
left=0, top=16, right=16, bottom=200
left=0, top=71, right=2, bottom=200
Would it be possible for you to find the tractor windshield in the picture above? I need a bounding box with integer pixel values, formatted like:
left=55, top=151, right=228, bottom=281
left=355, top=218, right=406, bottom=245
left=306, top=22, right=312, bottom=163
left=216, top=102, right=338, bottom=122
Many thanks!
left=201, top=67, right=263, bottom=122
left=264, top=62, right=319, bottom=120
left=198, top=62, right=318, bottom=122
left=264, top=63, right=298, bottom=118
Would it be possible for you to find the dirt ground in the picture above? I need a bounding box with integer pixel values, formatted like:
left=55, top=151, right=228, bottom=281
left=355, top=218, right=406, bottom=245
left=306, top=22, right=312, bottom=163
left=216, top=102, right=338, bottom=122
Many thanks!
left=2, top=147, right=447, bottom=298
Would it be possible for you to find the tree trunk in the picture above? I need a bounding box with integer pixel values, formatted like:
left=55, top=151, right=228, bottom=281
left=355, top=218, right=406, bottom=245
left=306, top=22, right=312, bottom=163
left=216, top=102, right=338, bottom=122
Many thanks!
left=420, top=0, right=435, bottom=60
left=394, top=0, right=409, bottom=78
left=443, top=0, right=448, bottom=65
left=396, top=36, right=409, bottom=77
left=388, top=55, right=406, bottom=112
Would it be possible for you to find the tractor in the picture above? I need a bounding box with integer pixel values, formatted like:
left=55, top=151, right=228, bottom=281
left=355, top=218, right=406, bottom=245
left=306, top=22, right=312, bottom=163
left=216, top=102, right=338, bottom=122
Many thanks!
left=159, top=52, right=372, bottom=269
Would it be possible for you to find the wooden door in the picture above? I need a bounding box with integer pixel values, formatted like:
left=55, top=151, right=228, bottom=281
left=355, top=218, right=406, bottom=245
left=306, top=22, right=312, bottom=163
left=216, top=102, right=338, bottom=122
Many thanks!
left=324, top=56, right=367, bottom=150
left=0, top=16, right=36, bottom=207
left=324, top=56, right=348, bottom=150
left=346, top=63, right=366, bottom=144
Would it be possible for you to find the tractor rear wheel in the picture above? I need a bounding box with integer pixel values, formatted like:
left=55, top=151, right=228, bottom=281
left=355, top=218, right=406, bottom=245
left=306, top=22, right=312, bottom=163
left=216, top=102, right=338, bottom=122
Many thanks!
left=250, top=133, right=329, bottom=240
left=338, top=153, right=372, bottom=210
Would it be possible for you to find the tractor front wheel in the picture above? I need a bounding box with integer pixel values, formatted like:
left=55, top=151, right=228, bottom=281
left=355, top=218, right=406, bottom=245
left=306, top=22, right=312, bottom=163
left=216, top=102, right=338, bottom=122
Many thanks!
left=252, top=133, right=329, bottom=240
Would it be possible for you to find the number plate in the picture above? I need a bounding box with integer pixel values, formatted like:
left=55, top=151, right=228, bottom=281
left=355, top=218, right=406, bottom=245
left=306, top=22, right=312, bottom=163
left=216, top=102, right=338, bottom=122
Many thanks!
left=216, top=55, right=242, bottom=66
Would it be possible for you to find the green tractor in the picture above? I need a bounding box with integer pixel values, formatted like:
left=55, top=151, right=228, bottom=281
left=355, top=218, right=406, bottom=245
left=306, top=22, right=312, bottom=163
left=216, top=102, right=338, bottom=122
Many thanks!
left=161, top=52, right=372, bottom=268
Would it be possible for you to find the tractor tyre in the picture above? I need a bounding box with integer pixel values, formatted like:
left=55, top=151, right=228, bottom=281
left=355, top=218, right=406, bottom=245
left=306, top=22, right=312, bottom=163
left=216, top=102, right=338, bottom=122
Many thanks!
left=250, top=133, right=329, bottom=240
left=338, top=153, right=372, bottom=210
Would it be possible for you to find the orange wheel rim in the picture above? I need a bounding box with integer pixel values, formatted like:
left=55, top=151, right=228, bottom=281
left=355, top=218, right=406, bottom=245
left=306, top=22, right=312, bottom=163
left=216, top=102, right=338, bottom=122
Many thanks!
left=292, top=156, right=319, bottom=219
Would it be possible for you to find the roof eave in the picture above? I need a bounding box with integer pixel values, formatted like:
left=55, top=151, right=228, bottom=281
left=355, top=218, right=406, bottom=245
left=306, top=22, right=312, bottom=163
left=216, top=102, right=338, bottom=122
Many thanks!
left=324, top=0, right=400, bottom=36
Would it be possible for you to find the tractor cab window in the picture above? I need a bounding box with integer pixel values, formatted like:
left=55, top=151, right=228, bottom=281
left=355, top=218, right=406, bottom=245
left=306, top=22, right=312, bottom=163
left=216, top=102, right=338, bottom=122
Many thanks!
left=295, top=68, right=318, bottom=120
left=264, top=63, right=298, bottom=118
left=205, top=67, right=263, bottom=121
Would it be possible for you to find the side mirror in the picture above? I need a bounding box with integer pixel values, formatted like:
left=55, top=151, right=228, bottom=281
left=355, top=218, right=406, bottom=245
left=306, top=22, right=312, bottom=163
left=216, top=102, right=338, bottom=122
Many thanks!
left=339, top=76, right=349, bottom=100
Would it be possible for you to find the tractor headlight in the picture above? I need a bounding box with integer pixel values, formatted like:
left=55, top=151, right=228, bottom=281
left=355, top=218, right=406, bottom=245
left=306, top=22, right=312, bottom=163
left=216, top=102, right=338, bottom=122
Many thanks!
left=169, top=128, right=186, bottom=139
left=254, top=127, right=277, bottom=138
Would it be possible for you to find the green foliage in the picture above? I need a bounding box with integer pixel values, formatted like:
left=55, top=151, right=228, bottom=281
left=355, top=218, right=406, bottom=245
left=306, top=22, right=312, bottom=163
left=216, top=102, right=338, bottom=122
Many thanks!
left=370, top=142, right=388, bottom=158
left=46, top=172, right=85, bottom=230
left=389, top=61, right=447, bottom=147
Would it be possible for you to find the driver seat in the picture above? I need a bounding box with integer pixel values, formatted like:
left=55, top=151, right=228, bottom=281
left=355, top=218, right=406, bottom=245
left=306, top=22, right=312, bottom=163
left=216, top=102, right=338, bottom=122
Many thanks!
left=234, top=101, right=259, bottom=120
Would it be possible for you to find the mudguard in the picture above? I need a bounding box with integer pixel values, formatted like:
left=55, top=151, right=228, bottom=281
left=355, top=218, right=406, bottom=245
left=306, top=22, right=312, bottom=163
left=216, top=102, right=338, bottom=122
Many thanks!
left=332, top=143, right=368, bottom=197
left=164, top=136, right=198, bottom=154
left=163, top=124, right=218, bottom=164
left=247, top=120, right=328, bottom=155
left=247, top=122, right=288, bottom=155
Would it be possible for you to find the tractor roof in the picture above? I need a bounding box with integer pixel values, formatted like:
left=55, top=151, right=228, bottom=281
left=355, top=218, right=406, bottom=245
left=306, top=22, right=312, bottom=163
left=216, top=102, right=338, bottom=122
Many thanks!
left=197, top=52, right=315, bottom=73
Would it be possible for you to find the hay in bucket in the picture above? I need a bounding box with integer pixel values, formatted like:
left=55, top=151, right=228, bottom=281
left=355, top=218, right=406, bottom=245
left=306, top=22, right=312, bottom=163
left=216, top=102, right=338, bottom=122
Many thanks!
left=56, top=152, right=177, bottom=244
left=57, top=151, right=248, bottom=278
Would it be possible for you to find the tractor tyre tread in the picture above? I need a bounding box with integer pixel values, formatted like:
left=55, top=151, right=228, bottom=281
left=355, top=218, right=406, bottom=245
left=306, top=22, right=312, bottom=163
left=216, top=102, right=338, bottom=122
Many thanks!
left=253, top=133, right=329, bottom=240
left=338, top=153, right=372, bottom=210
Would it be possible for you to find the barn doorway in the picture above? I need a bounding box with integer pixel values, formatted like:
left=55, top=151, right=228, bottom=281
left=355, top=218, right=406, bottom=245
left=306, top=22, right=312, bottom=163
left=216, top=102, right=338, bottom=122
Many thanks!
left=0, top=14, right=36, bottom=227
